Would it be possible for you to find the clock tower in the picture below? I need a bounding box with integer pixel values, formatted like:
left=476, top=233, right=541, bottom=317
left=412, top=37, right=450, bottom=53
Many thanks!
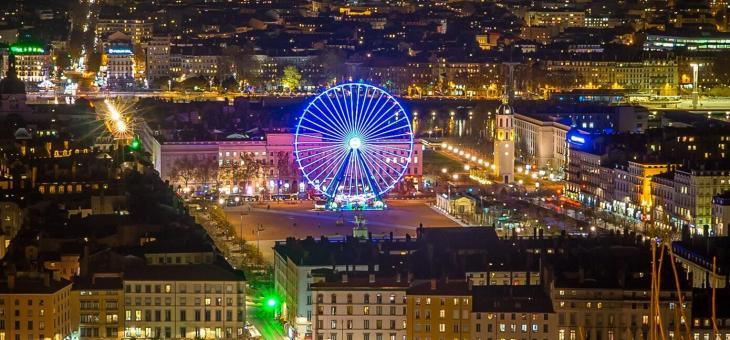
left=493, top=63, right=517, bottom=183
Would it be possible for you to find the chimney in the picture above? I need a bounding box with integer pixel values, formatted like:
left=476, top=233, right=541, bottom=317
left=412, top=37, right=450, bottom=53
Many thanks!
left=7, top=274, right=15, bottom=289
left=368, top=273, right=375, bottom=283
left=430, top=279, right=437, bottom=290
left=342, top=273, right=348, bottom=283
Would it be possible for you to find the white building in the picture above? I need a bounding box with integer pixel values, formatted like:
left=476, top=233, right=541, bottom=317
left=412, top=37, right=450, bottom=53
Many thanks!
left=105, top=32, right=135, bottom=88
left=514, top=113, right=569, bottom=173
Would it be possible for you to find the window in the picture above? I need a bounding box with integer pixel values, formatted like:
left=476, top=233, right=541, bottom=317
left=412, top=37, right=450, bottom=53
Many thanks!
left=438, top=323, right=446, bottom=332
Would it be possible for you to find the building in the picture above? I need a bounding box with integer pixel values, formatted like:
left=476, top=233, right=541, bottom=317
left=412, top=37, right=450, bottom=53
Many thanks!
left=0, top=271, right=74, bottom=340
left=524, top=11, right=586, bottom=29
left=311, top=271, right=409, bottom=340
left=514, top=113, right=569, bottom=173
left=159, top=133, right=424, bottom=196
left=96, top=18, right=152, bottom=44
left=145, top=36, right=171, bottom=83
left=170, top=47, right=220, bottom=81
left=105, top=32, right=135, bottom=89
left=493, top=101, right=515, bottom=183
left=712, top=192, right=730, bottom=236
left=0, top=201, right=22, bottom=258
left=542, top=59, right=679, bottom=95
left=406, top=280, right=472, bottom=340
left=122, top=263, right=246, bottom=339
left=608, top=161, right=673, bottom=223
left=7, top=42, right=50, bottom=85
left=470, top=286, right=556, bottom=340
left=273, top=237, right=382, bottom=339
left=653, top=169, right=730, bottom=232
left=644, top=31, right=730, bottom=52
left=72, top=274, right=124, bottom=339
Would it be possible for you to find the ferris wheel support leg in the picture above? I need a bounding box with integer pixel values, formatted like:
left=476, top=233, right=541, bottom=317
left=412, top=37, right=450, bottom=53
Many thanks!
left=326, top=150, right=353, bottom=199
left=356, top=150, right=383, bottom=202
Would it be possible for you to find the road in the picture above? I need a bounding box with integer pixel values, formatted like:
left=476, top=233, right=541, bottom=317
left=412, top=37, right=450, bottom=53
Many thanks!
left=247, top=300, right=287, bottom=340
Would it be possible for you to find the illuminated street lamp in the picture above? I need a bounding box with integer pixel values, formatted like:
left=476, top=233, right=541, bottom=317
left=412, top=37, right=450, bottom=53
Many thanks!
left=690, top=63, right=703, bottom=109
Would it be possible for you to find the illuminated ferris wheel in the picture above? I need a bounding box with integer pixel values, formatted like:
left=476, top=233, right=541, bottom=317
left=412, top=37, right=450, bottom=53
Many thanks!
left=294, top=83, right=414, bottom=208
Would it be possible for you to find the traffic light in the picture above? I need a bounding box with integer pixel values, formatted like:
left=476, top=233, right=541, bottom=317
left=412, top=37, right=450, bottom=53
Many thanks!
left=129, top=137, right=141, bottom=151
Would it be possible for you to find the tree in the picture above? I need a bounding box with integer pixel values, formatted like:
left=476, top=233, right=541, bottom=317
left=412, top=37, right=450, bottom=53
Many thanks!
left=219, top=153, right=261, bottom=194
left=281, top=65, right=302, bottom=92
left=170, top=157, right=199, bottom=191
left=195, top=156, right=219, bottom=189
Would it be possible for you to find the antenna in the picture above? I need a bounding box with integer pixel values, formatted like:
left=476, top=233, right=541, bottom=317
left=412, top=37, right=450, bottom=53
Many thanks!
left=503, top=62, right=520, bottom=103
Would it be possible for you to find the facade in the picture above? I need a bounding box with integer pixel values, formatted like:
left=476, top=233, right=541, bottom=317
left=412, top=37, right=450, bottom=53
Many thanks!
left=159, top=133, right=424, bottom=196
left=493, top=103, right=515, bottom=183
left=644, top=32, right=730, bottom=51
left=8, top=43, right=50, bottom=84
left=712, top=193, right=730, bottom=236
left=470, top=286, right=556, bottom=340
left=551, top=285, right=690, bottom=340
left=524, top=11, right=586, bottom=28
left=145, top=36, right=171, bottom=82
left=105, top=32, right=135, bottom=88
left=652, top=169, right=730, bottom=233
left=122, top=264, right=246, bottom=339
left=311, top=272, right=408, bottom=340
left=273, top=239, right=377, bottom=339
left=170, top=52, right=220, bottom=80
left=96, top=18, right=152, bottom=44
left=608, top=161, right=672, bottom=223
left=0, top=201, right=22, bottom=258
left=406, top=280, right=472, bottom=340
left=72, top=274, right=124, bottom=339
left=514, top=113, right=569, bottom=173
left=543, top=59, right=679, bottom=95
left=0, top=272, right=74, bottom=340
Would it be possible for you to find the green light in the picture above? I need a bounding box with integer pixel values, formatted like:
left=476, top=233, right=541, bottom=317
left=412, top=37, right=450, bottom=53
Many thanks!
left=9, top=43, right=45, bottom=55
left=130, top=137, right=141, bottom=151
left=266, top=298, right=276, bottom=307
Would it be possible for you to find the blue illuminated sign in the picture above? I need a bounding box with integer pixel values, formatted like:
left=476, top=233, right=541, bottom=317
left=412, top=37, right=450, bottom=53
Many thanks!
left=569, top=135, right=586, bottom=144
left=108, top=48, right=133, bottom=55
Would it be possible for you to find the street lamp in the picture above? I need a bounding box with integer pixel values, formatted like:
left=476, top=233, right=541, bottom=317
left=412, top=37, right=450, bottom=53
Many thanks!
left=168, top=79, right=172, bottom=92
left=690, top=63, right=703, bottom=109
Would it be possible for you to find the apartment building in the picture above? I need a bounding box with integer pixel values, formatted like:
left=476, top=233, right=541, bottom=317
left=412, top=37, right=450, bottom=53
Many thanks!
left=406, top=280, right=472, bottom=340
left=122, top=263, right=246, bottom=339
left=543, top=59, right=678, bottom=95
left=0, top=272, right=74, bottom=340
left=96, top=18, right=152, bottom=44
left=72, top=274, right=124, bottom=339
left=273, top=238, right=378, bottom=339
left=470, top=286, right=556, bottom=340
left=311, top=272, right=408, bottom=340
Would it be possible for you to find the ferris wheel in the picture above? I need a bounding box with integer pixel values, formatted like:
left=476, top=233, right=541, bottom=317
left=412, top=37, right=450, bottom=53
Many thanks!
left=294, top=83, right=414, bottom=206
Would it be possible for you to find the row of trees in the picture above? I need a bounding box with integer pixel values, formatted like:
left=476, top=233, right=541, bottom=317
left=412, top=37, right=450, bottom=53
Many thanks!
left=168, top=152, right=298, bottom=195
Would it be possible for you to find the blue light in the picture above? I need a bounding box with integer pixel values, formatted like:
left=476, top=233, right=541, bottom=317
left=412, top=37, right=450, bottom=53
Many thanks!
left=108, top=48, right=133, bottom=55
left=293, top=83, right=414, bottom=204
left=569, top=135, right=586, bottom=144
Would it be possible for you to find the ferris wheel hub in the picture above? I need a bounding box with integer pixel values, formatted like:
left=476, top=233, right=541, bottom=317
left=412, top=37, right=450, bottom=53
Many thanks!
left=348, top=136, right=362, bottom=150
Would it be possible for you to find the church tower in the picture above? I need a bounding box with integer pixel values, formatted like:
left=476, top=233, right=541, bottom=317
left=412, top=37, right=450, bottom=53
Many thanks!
left=493, top=64, right=516, bottom=183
